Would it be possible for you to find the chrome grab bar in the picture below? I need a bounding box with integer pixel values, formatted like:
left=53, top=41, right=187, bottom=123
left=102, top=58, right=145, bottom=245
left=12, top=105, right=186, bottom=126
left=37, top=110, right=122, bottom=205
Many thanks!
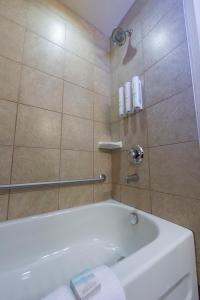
left=0, top=174, right=106, bottom=191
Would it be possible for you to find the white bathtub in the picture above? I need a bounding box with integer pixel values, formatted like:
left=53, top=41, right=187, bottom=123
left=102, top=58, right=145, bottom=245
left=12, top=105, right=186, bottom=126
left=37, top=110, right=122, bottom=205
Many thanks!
left=0, top=200, right=198, bottom=300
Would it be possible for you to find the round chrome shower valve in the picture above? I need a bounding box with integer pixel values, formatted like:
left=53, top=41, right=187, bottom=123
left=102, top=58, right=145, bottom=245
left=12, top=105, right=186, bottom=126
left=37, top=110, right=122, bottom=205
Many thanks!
left=111, top=27, right=133, bottom=47
left=111, top=27, right=127, bottom=46
left=128, top=145, right=144, bottom=165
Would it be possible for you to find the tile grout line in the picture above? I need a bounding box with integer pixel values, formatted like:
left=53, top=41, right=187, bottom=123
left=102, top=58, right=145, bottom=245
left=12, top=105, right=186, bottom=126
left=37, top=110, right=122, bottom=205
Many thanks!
left=118, top=183, right=200, bottom=203
left=0, top=8, right=111, bottom=73
left=143, top=70, right=153, bottom=214
left=0, top=96, right=111, bottom=121
left=0, top=51, right=111, bottom=99
left=141, top=0, right=185, bottom=41
left=111, top=0, right=185, bottom=73
left=143, top=84, right=193, bottom=110
left=111, top=38, right=188, bottom=93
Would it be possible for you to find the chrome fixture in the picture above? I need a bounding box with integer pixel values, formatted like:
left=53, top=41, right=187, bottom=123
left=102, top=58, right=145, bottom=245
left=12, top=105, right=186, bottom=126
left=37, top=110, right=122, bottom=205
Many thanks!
left=125, top=174, right=139, bottom=184
left=111, top=27, right=133, bottom=47
left=129, top=212, right=139, bottom=225
left=128, top=145, right=144, bottom=165
left=0, top=174, right=106, bottom=191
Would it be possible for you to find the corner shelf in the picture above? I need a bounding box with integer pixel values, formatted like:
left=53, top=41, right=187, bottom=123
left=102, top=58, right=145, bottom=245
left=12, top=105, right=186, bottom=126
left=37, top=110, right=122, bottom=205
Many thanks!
left=97, top=141, right=122, bottom=150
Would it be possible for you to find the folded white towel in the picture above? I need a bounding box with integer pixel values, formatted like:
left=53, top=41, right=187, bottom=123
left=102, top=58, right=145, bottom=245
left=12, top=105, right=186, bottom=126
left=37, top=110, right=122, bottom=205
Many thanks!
left=92, top=265, right=126, bottom=300
left=42, top=266, right=126, bottom=300
left=41, top=286, right=75, bottom=300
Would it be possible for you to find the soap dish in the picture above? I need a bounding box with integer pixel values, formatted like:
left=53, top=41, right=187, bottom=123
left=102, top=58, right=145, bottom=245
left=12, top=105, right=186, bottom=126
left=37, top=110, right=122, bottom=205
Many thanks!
left=97, top=141, right=122, bottom=150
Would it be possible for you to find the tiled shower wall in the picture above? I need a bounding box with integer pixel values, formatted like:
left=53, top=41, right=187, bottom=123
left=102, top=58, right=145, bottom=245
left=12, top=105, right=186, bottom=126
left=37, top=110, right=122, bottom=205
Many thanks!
left=0, top=0, right=200, bottom=283
left=0, top=0, right=112, bottom=220
left=110, top=0, right=200, bottom=282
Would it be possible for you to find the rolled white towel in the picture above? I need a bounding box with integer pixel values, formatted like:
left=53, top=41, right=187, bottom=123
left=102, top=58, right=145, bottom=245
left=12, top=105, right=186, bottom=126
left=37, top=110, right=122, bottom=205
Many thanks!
left=125, top=82, right=132, bottom=114
left=119, top=86, right=125, bottom=117
left=41, top=286, right=75, bottom=300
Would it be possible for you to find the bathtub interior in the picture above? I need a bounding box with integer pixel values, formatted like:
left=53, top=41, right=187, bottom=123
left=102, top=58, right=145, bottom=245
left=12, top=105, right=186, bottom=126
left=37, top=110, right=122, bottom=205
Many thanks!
left=0, top=203, right=159, bottom=299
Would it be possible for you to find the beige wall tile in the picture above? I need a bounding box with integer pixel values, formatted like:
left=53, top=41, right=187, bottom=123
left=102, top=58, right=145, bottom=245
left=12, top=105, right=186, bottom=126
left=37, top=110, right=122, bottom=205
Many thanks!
left=0, top=0, right=27, bottom=26
left=8, top=189, right=58, bottom=219
left=111, top=122, right=120, bottom=141
left=147, top=87, right=197, bottom=146
left=110, top=95, right=119, bottom=123
left=141, top=0, right=181, bottom=37
left=120, top=111, right=148, bottom=150
left=0, top=100, right=17, bottom=145
left=144, top=41, right=192, bottom=107
left=94, top=66, right=111, bottom=97
left=94, top=122, right=111, bottom=151
left=67, top=9, right=94, bottom=32
left=94, top=152, right=112, bottom=183
left=65, top=13, right=94, bottom=42
left=62, top=115, right=93, bottom=151
left=0, top=146, right=13, bottom=184
left=196, top=249, right=200, bottom=267
left=94, top=183, right=112, bottom=202
left=0, top=56, right=21, bottom=102
left=0, top=0, right=113, bottom=223
left=63, top=81, right=93, bottom=119
left=112, top=150, right=121, bottom=185
left=111, top=69, right=120, bottom=96
left=121, top=185, right=151, bottom=213
left=94, top=94, right=110, bottom=123
left=26, top=1, right=66, bottom=47
left=64, top=51, right=94, bottom=90
left=0, top=15, right=25, bottom=62
left=112, top=184, right=121, bottom=201
left=117, top=42, right=144, bottom=86
left=93, top=28, right=110, bottom=52
left=197, top=264, right=200, bottom=285
left=23, top=31, right=65, bottom=78
left=110, top=47, right=120, bottom=73
left=143, top=2, right=186, bottom=70
left=150, top=142, right=200, bottom=199
left=59, top=185, right=93, bottom=209
left=0, top=194, right=8, bottom=221
left=94, top=46, right=110, bottom=72
left=19, top=66, right=63, bottom=112
left=38, top=0, right=75, bottom=23
left=151, top=191, right=200, bottom=229
left=15, top=104, right=61, bottom=148
left=151, top=191, right=200, bottom=261
left=60, top=150, right=93, bottom=180
left=12, top=147, right=60, bottom=183
left=66, top=26, right=94, bottom=63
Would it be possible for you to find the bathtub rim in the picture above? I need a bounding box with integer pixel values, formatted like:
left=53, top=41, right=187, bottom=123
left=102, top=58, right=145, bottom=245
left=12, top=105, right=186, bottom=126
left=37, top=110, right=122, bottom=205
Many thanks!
left=0, top=199, right=194, bottom=235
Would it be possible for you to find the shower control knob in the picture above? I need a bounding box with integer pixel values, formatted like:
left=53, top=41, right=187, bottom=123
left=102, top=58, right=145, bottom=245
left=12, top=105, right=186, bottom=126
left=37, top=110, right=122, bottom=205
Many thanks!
left=128, top=145, right=144, bottom=165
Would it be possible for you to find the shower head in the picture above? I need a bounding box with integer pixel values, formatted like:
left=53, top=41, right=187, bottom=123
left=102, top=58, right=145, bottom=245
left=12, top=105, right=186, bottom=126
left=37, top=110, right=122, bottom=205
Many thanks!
left=111, top=27, right=133, bottom=47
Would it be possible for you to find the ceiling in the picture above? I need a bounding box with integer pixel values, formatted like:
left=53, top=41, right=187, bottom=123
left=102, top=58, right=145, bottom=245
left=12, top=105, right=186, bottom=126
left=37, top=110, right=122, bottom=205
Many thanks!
left=61, top=0, right=135, bottom=37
